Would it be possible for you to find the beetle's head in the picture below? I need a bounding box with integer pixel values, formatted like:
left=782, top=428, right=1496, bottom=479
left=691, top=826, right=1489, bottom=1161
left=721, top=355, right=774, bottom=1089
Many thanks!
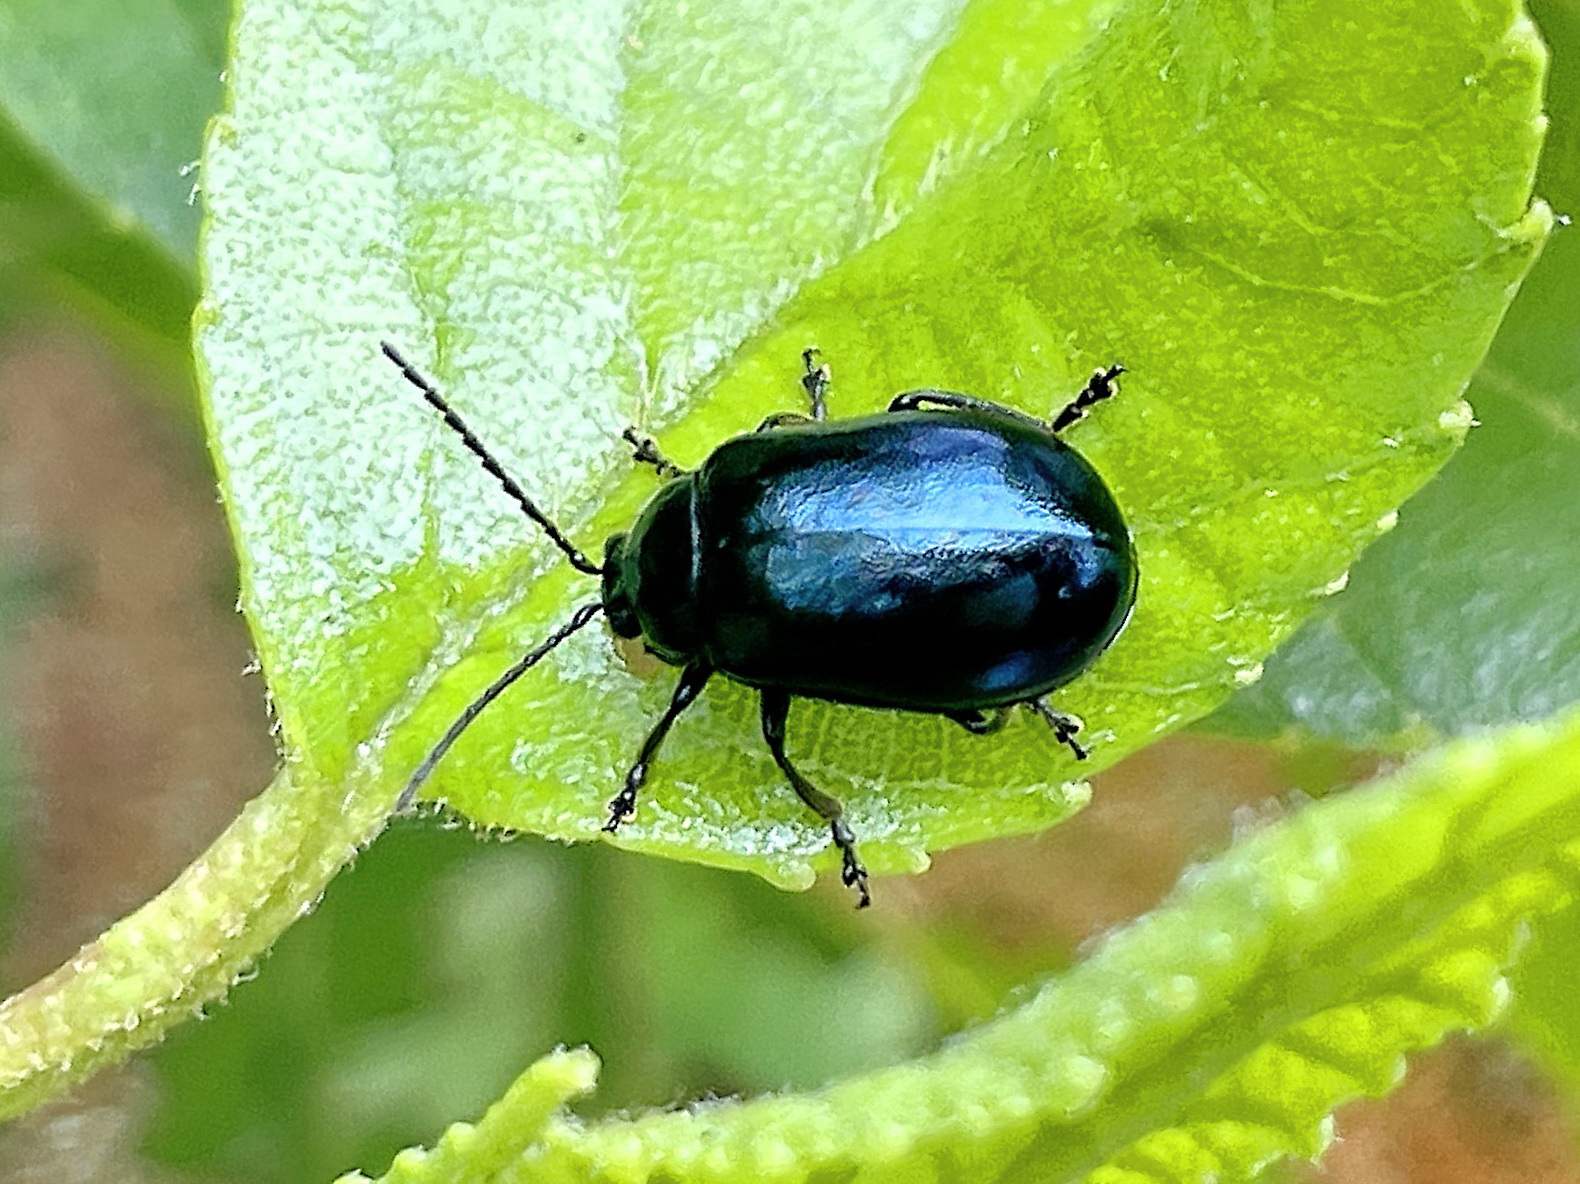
left=597, top=480, right=700, bottom=665
left=600, top=532, right=643, bottom=639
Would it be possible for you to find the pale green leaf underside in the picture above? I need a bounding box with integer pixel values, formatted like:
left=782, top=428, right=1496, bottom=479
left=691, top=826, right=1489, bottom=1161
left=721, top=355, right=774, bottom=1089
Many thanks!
left=344, top=705, right=1580, bottom=1184
left=200, top=0, right=1548, bottom=887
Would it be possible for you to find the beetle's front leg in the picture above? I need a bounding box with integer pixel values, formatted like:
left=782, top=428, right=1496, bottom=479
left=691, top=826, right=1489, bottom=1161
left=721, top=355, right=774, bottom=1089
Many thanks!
left=800, top=347, right=830, bottom=421
left=760, top=689, right=870, bottom=907
left=754, top=348, right=833, bottom=432
left=605, top=662, right=712, bottom=829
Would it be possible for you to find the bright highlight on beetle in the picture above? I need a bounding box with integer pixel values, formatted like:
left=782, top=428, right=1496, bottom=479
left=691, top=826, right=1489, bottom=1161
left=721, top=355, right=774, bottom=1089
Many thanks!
left=382, top=344, right=1138, bottom=908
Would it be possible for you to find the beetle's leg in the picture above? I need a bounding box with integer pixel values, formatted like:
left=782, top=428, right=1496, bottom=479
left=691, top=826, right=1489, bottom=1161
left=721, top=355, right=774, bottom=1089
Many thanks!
left=605, top=662, right=712, bottom=830
left=1025, top=698, right=1089, bottom=760
left=887, top=388, right=1047, bottom=431
left=620, top=427, right=685, bottom=479
left=755, top=410, right=816, bottom=432
left=801, top=347, right=830, bottom=421
left=889, top=365, right=1124, bottom=436
left=946, top=706, right=1014, bottom=736
left=754, top=349, right=831, bottom=432
left=760, top=689, right=870, bottom=908
left=1049, top=364, right=1124, bottom=434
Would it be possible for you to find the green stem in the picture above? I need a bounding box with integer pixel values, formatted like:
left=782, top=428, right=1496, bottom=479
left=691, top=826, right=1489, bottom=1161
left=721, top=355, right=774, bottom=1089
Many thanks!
left=0, top=764, right=388, bottom=1118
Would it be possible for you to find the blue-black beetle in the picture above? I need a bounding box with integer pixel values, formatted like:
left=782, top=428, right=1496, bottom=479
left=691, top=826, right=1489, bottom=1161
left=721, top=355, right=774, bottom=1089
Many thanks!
left=383, top=345, right=1137, bottom=906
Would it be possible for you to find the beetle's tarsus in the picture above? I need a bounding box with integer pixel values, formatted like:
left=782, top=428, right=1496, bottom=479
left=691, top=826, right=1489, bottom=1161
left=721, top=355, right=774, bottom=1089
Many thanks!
left=800, top=347, right=830, bottom=421
left=832, top=818, right=871, bottom=908
left=1050, top=364, right=1124, bottom=434
left=957, top=701, right=1088, bottom=757
left=622, top=426, right=684, bottom=479
left=1027, top=699, right=1088, bottom=760
left=603, top=783, right=638, bottom=830
left=604, top=761, right=646, bottom=830
left=607, top=663, right=712, bottom=830
left=761, top=689, right=871, bottom=907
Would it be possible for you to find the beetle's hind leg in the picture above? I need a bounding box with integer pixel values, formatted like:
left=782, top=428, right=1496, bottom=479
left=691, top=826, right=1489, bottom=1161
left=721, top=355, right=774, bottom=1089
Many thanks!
left=889, top=364, right=1123, bottom=436
left=1024, top=698, right=1089, bottom=760
left=760, top=689, right=870, bottom=908
left=947, top=706, right=1014, bottom=735
left=605, top=663, right=712, bottom=830
left=887, top=389, right=1046, bottom=429
left=621, top=427, right=685, bottom=479
left=1049, top=364, right=1124, bottom=434
left=952, top=702, right=1086, bottom=758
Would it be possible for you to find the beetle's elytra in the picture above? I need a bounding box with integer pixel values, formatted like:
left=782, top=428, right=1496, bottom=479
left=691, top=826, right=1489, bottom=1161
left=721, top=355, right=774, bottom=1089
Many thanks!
left=384, top=345, right=1137, bottom=907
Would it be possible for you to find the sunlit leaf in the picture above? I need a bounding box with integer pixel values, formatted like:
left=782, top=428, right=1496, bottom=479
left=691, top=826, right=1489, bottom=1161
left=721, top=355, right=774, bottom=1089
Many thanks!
left=0, top=0, right=1553, bottom=1126
left=200, top=0, right=1548, bottom=890
left=1209, top=0, right=1580, bottom=747
left=350, top=706, right=1580, bottom=1184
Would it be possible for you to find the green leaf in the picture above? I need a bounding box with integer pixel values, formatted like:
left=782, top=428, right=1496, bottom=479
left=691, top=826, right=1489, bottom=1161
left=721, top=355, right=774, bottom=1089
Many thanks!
left=141, top=832, right=937, bottom=1182
left=345, top=705, right=1580, bottom=1184
left=0, top=0, right=223, bottom=260
left=199, top=0, right=1548, bottom=892
left=0, top=0, right=225, bottom=352
left=1208, top=0, right=1580, bottom=747
left=1509, top=895, right=1580, bottom=1108
left=0, top=0, right=1552, bottom=1124
left=370, top=1048, right=602, bottom=1184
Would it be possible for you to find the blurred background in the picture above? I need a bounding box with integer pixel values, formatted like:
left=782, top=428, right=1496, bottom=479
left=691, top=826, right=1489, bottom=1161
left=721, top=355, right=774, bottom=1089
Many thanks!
left=2, top=1, right=1579, bottom=1181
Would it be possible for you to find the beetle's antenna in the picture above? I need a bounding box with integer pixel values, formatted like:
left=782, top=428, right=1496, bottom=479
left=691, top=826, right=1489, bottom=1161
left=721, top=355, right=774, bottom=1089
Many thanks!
left=396, top=600, right=605, bottom=813
left=381, top=342, right=603, bottom=577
